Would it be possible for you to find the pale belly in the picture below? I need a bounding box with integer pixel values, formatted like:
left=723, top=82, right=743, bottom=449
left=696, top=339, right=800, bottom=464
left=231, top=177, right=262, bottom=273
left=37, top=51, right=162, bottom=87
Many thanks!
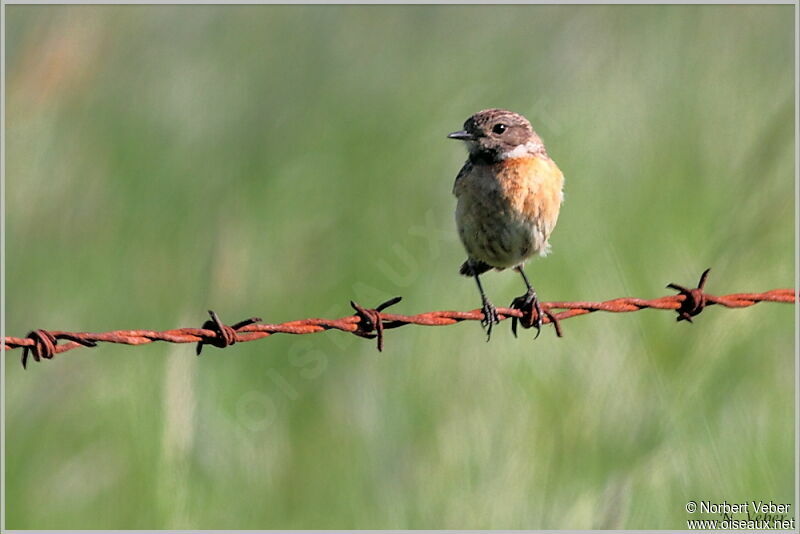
left=453, top=156, right=563, bottom=270
left=455, top=192, right=549, bottom=269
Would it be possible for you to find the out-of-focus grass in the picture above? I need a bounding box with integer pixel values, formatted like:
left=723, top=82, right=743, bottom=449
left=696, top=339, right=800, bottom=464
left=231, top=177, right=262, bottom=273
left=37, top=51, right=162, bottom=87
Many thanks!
left=4, top=5, right=794, bottom=529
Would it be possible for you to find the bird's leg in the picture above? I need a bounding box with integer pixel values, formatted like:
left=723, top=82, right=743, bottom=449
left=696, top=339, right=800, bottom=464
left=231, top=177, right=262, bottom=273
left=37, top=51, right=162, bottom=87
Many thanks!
left=510, top=265, right=544, bottom=338
left=473, top=272, right=500, bottom=340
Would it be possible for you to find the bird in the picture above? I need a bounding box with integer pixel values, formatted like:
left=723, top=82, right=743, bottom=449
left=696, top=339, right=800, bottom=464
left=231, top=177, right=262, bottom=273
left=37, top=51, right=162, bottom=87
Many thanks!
left=448, top=108, right=564, bottom=339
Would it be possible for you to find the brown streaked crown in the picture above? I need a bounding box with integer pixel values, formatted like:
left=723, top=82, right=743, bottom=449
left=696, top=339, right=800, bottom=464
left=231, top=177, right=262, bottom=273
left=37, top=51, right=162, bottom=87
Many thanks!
left=448, top=108, right=544, bottom=163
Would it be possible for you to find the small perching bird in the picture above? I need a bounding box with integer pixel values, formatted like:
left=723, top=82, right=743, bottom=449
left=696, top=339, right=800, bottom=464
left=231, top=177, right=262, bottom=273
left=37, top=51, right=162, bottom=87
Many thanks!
left=448, top=108, right=564, bottom=339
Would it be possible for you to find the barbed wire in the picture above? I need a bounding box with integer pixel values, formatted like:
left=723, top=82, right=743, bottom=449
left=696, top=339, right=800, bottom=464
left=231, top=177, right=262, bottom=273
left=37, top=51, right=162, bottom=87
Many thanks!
left=5, top=269, right=796, bottom=368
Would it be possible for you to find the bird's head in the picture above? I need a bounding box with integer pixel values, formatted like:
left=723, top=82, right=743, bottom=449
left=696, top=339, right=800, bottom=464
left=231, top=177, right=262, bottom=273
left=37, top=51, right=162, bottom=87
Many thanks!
left=448, top=108, right=545, bottom=163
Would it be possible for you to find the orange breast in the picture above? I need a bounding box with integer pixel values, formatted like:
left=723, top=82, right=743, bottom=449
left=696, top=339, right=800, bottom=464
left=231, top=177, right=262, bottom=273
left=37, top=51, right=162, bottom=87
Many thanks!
left=453, top=154, right=564, bottom=267
left=496, top=156, right=564, bottom=234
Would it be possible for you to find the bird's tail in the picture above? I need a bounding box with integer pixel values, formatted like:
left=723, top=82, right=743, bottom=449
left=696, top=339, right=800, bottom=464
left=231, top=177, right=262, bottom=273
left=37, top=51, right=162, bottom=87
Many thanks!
left=459, top=259, right=493, bottom=277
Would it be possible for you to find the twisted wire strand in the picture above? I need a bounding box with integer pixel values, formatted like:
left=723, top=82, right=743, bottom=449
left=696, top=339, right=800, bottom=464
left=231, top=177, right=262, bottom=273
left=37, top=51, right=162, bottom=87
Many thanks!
left=5, top=269, right=796, bottom=368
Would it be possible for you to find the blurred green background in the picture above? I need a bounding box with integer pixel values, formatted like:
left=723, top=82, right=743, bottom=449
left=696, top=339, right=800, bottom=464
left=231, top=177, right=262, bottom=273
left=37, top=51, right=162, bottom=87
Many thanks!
left=4, top=5, right=795, bottom=530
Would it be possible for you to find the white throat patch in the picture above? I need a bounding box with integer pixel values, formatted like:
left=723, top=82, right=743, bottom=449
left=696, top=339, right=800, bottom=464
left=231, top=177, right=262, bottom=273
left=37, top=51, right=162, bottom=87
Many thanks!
left=499, top=141, right=543, bottom=160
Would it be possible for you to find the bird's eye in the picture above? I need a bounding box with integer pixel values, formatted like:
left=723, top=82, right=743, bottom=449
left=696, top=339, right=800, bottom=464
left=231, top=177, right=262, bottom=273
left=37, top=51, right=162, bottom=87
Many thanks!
left=492, top=124, right=507, bottom=134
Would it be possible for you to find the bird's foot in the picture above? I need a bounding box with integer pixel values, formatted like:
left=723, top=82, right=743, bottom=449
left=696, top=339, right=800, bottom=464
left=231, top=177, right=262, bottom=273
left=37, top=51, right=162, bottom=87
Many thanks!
left=510, top=289, right=562, bottom=339
left=480, top=298, right=501, bottom=341
left=510, top=289, right=542, bottom=338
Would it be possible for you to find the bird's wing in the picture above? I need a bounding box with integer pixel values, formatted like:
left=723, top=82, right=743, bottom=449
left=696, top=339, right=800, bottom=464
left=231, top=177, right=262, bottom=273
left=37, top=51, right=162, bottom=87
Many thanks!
left=452, top=160, right=473, bottom=197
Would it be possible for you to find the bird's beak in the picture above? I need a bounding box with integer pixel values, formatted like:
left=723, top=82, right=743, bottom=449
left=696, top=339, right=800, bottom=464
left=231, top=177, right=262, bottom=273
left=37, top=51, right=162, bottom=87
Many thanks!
left=447, top=130, right=473, bottom=141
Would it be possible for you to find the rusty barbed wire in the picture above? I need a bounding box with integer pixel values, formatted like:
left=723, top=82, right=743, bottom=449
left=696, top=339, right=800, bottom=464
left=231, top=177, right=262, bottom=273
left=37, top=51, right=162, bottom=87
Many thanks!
left=5, top=269, right=796, bottom=368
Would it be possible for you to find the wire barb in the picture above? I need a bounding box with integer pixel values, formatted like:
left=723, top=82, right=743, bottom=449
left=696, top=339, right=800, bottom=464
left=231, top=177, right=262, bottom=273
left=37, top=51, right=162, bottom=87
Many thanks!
left=196, top=310, right=262, bottom=355
left=350, top=296, right=403, bottom=352
left=667, top=267, right=712, bottom=323
left=21, top=329, right=97, bottom=369
left=5, top=271, right=795, bottom=367
left=21, top=329, right=56, bottom=369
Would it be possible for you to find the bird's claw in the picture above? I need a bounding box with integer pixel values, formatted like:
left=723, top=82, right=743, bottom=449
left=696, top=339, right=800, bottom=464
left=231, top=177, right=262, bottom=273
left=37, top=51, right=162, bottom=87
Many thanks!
left=510, top=289, right=544, bottom=339
left=480, top=299, right=501, bottom=341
